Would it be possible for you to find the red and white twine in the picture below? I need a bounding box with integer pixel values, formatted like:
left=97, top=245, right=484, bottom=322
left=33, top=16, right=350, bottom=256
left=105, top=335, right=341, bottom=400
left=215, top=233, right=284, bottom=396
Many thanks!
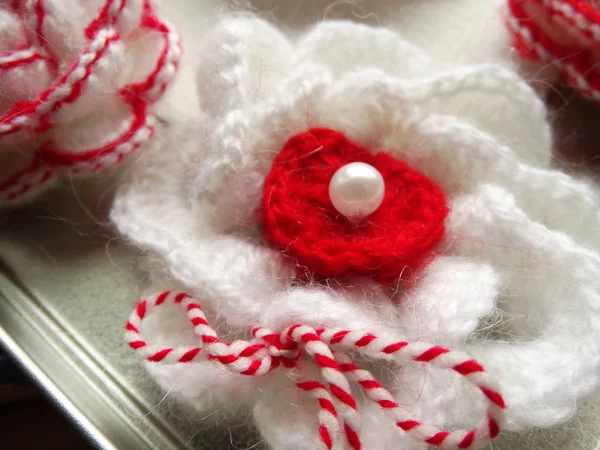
left=0, top=0, right=181, bottom=204
left=507, top=0, right=600, bottom=101
left=125, top=291, right=508, bottom=449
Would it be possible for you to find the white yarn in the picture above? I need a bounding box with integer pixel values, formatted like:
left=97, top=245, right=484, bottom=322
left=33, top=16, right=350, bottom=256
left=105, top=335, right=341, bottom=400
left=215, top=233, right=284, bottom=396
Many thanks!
left=112, top=16, right=600, bottom=449
left=385, top=0, right=514, bottom=66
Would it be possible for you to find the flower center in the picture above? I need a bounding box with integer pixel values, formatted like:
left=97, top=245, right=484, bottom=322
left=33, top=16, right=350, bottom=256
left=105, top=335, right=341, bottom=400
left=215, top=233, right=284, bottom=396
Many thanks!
left=261, top=128, right=449, bottom=284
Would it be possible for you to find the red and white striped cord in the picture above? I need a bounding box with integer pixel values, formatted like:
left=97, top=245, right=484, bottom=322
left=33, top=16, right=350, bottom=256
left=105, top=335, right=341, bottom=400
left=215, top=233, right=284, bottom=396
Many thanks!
left=125, top=291, right=508, bottom=450
left=507, top=0, right=600, bottom=101
left=0, top=0, right=182, bottom=204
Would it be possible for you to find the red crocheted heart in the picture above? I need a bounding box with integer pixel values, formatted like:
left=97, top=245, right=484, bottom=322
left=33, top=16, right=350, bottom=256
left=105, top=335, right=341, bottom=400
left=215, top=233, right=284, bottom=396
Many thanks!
left=260, top=128, right=449, bottom=285
left=508, top=0, right=600, bottom=101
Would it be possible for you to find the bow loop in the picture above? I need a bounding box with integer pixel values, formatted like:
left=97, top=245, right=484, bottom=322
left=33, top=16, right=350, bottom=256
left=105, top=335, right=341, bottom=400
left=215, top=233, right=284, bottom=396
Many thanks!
left=126, top=291, right=507, bottom=450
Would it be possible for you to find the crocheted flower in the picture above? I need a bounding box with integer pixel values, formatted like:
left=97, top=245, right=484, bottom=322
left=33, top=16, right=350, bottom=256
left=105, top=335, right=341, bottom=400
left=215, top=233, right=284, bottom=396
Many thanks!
left=507, top=0, right=600, bottom=100
left=0, top=0, right=181, bottom=206
left=113, top=17, right=600, bottom=450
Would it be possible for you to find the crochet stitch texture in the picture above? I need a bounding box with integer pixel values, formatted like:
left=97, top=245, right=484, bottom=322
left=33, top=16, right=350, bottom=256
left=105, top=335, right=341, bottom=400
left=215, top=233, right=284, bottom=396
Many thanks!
left=0, top=0, right=181, bottom=205
left=113, top=16, right=600, bottom=450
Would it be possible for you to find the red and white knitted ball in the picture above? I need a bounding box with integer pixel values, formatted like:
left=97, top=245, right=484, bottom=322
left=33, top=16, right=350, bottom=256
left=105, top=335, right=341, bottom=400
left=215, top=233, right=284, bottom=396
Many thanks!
left=0, top=0, right=181, bottom=206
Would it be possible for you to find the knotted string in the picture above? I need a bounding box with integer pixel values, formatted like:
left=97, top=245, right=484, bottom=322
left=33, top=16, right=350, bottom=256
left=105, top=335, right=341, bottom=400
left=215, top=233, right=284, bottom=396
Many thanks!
left=125, top=291, right=507, bottom=450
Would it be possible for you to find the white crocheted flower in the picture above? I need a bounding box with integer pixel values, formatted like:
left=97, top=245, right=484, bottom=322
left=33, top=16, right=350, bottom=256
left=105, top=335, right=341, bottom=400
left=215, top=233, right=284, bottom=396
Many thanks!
left=113, top=16, right=600, bottom=450
left=0, top=0, right=181, bottom=205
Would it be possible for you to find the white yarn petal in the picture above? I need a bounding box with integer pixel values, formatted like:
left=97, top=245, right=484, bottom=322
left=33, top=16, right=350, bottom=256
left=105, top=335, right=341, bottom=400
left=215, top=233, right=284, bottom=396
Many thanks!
left=55, top=41, right=128, bottom=120
left=260, top=284, right=402, bottom=341
left=290, top=22, right=549, bottom=165
left=316, top=69, right=416, bottom=150
left=144, top=362, right=254, bottom=413
left=404, top=66, right=552, bottom=166
left=0, top=7, right=27, bottom=50
left=112, top=124, right=199, bottom=255
left=195, top=15, right=293, bottom=120
left=509, top=164, right=600, bottom=249
left=120, top=28, right=169, bottom=87
left=114, top=0, right=144, bottom=37
left=0, top=0, right=180, bottom=206
left=37, top=0, right=97, bottom=62
left=137, top=290, right=259, bottom=411
left=52, top=100, right=133, bottom=153
left=0, top=60, right=53, bottom=112
left=292, top=20, right=431, bottom=79
left=253, top=373, right=333, bottom=450
left=253, top=366, right=417, bottom=450
left=394, top=114, right=600, bottom=247
left=448, top=184, right=600, bottom=328
left=390, top=114, right=517, bottom=196
left=397, top=256, right=501, bottom=347
left=389, top=0, right=512, bottom=66
left=113, top=125, right=294, bottom=330
left=190, top=17, right=294, bottom=232
left=447, top=185, right=600, bottom=428
left=112, top=15, right=600, bottom=442
left=165, top=237, right=293, bottom=330
left=192, top=63, right=334, bottom=232
left=115, top=195, right=293, bottom=333
left=0, top=8, right=52, bottom=111
left=41, top=0, right=144, bottom=67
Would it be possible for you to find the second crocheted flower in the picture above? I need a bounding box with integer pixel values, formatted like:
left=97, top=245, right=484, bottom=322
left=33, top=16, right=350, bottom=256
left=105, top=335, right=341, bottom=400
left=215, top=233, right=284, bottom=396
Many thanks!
left=113, top=15, right=600, bottom=450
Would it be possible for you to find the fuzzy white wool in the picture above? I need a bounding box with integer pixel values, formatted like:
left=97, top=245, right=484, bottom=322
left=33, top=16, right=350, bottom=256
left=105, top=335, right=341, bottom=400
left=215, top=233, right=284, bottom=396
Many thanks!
left=0, top=0, right=180, bottom=206
left=113, top=16, right=600, bottom=450
left=384, top=0, right=513, bottom=65
left=139, top=297, right=259, bottom=411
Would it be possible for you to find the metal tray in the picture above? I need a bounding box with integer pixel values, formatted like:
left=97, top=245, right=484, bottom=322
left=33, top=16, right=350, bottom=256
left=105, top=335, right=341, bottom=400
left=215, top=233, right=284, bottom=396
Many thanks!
left=0, top=1, right=599, bottom=448
left=0, top=180, right=260, bottom=449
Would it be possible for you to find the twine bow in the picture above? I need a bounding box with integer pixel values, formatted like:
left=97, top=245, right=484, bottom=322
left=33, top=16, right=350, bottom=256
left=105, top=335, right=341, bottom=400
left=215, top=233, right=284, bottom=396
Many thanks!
left=125, top=291, right=507, bottom=450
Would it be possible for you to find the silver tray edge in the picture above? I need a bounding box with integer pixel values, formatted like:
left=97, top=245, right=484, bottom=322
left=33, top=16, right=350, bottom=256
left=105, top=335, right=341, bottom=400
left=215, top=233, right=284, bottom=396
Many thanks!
left=0, top=266, right=187, bottom=450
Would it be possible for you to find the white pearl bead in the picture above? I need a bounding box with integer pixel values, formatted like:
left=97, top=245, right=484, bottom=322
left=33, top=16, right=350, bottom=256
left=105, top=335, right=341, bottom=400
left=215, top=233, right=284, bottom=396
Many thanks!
left=328, top=162, right=385, bottom=219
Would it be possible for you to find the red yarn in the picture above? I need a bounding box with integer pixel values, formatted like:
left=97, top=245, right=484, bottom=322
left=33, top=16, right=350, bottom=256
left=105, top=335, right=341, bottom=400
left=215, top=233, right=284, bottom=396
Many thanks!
left=260, top=128, right=448, bottom=285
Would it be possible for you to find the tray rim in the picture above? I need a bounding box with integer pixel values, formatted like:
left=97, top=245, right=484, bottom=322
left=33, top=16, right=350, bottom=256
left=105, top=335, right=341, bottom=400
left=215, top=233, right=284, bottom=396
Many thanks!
left=0, top=262, right=188, bottom=450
